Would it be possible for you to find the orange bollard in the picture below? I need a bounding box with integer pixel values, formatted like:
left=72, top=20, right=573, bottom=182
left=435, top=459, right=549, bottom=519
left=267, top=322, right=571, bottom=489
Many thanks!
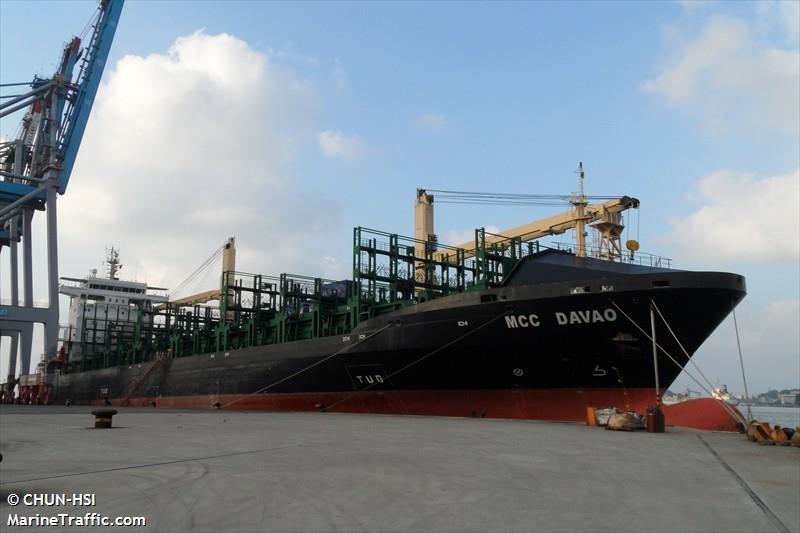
left=770, top=426, right=790, bottom=445
left=747, top=421, right=774, bottom=445
left=586, top=407, right=598, bottom=426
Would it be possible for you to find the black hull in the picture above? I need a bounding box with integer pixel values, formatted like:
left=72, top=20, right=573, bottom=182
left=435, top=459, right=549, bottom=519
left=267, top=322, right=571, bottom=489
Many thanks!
left=50, top=270, right=745, bottom=407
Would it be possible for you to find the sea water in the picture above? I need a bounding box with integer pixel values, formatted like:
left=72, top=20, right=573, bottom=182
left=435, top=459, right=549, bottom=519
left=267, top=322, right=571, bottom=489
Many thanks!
left=744, top=405, right=800, bottom=428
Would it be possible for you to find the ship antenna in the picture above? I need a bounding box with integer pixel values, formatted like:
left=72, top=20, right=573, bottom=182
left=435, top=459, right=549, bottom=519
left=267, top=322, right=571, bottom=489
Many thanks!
left=106, top=246, right=122, bottom=280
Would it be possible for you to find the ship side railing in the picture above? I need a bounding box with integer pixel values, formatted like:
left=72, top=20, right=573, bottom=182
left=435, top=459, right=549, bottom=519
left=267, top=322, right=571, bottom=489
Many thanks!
left=58, top=278, right=85, bottom=289
left=538, top=240, right=672, bottom=269
left=353, top=226, right=674, bottom=311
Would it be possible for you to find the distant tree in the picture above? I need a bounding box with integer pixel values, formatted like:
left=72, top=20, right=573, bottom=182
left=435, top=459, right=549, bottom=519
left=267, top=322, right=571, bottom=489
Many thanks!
left=766, top=390, right=779, bottom=399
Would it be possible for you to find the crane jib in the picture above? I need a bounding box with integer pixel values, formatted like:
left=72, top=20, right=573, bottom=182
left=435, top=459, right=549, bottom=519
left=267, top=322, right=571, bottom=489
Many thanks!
left=59, top=0, right=125, bottom=194
left=0, top=0, right=124, bottom=212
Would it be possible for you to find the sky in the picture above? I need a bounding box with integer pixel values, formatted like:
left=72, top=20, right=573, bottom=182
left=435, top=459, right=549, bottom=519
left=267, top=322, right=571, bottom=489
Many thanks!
left=0, top=0, right=798, bottom=395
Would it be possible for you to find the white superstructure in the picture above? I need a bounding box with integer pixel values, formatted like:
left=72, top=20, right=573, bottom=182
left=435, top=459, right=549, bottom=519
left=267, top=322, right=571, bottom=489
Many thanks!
left=59, top=248, right=167, bottom=362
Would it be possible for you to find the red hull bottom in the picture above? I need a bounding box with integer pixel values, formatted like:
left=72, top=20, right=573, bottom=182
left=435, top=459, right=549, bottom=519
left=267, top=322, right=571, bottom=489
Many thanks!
left=112, top=388, right=742, bottom=432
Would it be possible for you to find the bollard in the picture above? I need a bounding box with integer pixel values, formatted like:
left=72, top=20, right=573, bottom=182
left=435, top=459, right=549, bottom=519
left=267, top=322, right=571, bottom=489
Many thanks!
left=646, top=405, right=665, bottom=433
left=91, top=409, right=118, bottom=429
left=748, top=421, right=774, bottom=444
left=586, top=406, right=598, bottom=426
left=770, top=426, right=791, bottom=445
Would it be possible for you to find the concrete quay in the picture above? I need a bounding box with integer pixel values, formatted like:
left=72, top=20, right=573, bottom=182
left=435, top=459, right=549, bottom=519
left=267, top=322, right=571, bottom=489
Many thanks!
left=1, top=405, right=797, bottom=532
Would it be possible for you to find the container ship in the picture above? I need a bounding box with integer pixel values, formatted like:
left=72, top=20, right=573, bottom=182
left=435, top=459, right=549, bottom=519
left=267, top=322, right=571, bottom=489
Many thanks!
left=4, top=172, right=746, bottom=430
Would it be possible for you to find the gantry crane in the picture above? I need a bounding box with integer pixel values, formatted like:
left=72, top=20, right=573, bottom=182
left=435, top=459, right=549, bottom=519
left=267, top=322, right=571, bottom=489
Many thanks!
left=0, top=0, right=124, bottom=386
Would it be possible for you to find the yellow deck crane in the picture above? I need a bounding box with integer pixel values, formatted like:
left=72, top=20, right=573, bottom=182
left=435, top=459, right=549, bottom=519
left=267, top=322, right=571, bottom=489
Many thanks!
left=415, top=164, right=640, bottom=265
left=157, top=237, right=236, bottom=309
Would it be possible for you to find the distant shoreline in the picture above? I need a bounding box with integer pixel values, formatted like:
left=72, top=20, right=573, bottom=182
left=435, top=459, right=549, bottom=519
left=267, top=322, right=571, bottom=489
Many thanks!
left=739, top=404, right=800, bottom=408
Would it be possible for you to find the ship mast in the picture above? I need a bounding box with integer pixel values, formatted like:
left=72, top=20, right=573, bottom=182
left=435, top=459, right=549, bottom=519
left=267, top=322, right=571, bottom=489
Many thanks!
left=571, top=162, right=588, bottom=258
left=106, top=247, right=122, bottom=280
left=414, top=189, right=435, bottom=281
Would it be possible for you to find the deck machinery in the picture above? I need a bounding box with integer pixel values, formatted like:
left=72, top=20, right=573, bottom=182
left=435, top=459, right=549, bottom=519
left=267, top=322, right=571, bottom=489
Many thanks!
left=65, top=184, right=665, bottom=373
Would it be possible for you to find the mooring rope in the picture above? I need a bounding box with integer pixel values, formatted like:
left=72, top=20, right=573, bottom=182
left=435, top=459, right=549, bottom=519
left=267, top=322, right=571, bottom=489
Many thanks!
left=650, top=300, right=750, bottom=425
left=610, top=300, right=747, bottom=427
left=322, top=310, right=510, bottom=413
left=650, top=301, right=726, bottom=400
left=220, top=322, right=395, bottom=409
left=731, top=308, right=753, bottom=422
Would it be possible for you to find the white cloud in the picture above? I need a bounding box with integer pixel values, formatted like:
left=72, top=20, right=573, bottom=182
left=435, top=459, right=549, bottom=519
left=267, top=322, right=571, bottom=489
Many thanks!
left=676, top=0, right=712, bottom=12
left=331, top=59, right=349, bottom=93
left=442, top=225, right=501, bottom=247
left=643, top=15, right=800, bottom=135
left=416, top=112, right=446, bottom=130
left=780, top=1, right=800, bottom=42
left=672, top=298, right=800, bottom=395
left=317, top=130, right=365, bottom=160
left=664, top=168, right=800, bottom=261
left=320, top=255, right=349, bottom=280
left=756, top=0, right=800, bottom=44
left=59, top=31, right=340, bottom=291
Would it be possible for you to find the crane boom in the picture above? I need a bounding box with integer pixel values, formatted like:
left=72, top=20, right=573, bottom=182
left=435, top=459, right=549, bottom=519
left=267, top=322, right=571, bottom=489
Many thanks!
left=416, top=169, right=640, bottom=265
left=445, top=196, right=639, bottom=259
left=58, top=0, right=125, bottom=193
left=0, top=0, right=124, bottom=214
left=155, top=237, right=236, bottom=311
left=165, top=290, right=221, bottom=308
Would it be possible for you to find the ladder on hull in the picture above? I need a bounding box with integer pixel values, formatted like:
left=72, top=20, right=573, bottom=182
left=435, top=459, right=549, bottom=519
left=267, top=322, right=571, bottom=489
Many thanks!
left=120, top=358, right=165, bottom=406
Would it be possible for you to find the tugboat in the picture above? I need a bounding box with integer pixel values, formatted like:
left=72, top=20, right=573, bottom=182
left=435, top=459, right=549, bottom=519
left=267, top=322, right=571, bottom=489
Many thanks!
left=712, top=384, right=740, bottom=406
